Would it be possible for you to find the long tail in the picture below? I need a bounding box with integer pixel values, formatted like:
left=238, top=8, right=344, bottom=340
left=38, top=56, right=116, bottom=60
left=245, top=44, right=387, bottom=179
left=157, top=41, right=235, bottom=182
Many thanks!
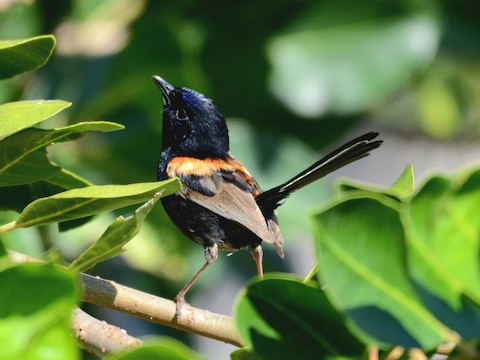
left=255, top=132, right=382, bottom=211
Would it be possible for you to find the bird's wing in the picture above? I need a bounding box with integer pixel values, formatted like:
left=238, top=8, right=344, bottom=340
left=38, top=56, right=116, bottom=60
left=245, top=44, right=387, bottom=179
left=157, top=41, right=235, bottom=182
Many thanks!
left=166, top=155, right=284, bottom=254
left=182, top=172, right=280, bottom=246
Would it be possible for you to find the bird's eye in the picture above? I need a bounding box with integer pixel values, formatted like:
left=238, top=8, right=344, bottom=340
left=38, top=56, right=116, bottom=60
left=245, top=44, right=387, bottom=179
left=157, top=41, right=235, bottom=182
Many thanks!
left=176, top=109, right=189, bottom=121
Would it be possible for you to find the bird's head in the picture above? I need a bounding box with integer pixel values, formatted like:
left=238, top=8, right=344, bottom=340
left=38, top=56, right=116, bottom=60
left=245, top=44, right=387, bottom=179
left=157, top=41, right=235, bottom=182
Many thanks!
left=153, top=76, right=229, bottom=158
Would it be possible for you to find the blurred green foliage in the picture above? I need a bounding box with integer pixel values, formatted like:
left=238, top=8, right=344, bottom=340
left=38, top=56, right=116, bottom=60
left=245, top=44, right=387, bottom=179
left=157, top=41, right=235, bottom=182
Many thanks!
left=1, top=0, right=480, bottom=358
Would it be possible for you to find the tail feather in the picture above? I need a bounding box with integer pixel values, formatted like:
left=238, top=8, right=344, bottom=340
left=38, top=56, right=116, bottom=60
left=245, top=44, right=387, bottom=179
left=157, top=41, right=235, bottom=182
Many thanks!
left=256, top=132, right=382, bottom=211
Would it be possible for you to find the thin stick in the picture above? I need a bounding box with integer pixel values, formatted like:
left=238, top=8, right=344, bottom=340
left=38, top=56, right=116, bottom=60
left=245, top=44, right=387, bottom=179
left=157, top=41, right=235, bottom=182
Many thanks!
left=0, top=221, right=16, bottom=234
left=9, top=250, right=243, bottom=348
left=80, top=272, right=243, bottom=347
left=72, top=307, right=141, bottom=356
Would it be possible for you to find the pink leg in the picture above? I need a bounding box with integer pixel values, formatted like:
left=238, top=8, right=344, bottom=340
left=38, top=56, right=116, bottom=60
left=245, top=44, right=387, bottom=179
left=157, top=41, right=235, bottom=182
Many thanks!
left=251, top=244, right=264, bottom=278
left=174, top=244, right=218, bottom=317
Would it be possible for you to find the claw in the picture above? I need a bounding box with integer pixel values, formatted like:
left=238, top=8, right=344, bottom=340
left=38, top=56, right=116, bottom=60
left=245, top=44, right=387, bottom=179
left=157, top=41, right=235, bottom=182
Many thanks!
left=172, top=244, right=217, bottom=320
left=174, top=294, right=186, bottom=319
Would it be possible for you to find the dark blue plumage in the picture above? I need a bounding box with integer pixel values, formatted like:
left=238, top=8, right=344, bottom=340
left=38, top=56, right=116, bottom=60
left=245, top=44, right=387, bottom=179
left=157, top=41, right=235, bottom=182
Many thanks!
left=152, top=75, right=382, bottom=315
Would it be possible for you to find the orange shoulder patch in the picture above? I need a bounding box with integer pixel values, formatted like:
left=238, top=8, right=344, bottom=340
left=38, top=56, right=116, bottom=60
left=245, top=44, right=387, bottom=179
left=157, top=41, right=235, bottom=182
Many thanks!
left=167, top=156, right=262, bottom=195
left=166, top=157, right=237, bottom=177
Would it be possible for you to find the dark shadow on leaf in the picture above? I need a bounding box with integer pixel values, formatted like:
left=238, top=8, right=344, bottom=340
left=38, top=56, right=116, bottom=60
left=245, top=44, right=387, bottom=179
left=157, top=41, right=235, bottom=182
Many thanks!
left=245, top=279, right=364, bottom=359
left=415, top=282, right=480, bottom=340
left=346, top=306, right=420, bottom=348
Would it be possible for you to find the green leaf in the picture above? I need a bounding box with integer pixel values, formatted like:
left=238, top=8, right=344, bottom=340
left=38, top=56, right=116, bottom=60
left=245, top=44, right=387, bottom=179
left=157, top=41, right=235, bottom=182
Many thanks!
left=267, top=8, right=439, bottom=117
left=336, top=165, right=414, bottom=201
left=0, top=262, right=79, bottom=360
left=105, top=338, right=202, bottom=360
left=0, top=241, right=6, bottom=258
left=47, top=169, right=93, bottom=232
left=0, top=121, right=124, bottom=187
left=0, top=169, right=91, bottom=215
left=230, top=348, right=263, bottom=360
left=235, top=274, right=364, bottom=359
left=387, top=163, right=415, bottom=199
left=0, top=100, right=71, bottom=138
left=69, top=192, right=162, bottom=273
left=402, top=169, right=480, bottom=337
left=16, top=179, right=181, bottom=228
left=312, top=194, right=448, bottom=349
left=45, top=168, right=92, bottom=189
left=0, top=35, right=56, bottom=79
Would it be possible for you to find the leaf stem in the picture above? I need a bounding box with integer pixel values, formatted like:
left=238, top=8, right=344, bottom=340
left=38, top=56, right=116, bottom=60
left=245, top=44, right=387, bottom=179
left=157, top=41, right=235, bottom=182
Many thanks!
left=0, top=221, right=16, bottom=234
left=303, top=263, right=318, bottom=283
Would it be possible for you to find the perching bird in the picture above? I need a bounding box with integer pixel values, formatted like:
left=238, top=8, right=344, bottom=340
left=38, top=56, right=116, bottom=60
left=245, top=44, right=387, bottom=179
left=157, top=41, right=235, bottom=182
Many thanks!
left=153, top=75, right=382, bottom=314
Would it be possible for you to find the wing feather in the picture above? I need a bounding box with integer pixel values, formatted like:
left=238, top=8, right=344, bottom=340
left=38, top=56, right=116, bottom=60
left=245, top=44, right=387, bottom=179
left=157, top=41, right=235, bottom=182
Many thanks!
left=168, top=156, right=284, bottom=254
left=180, top=172, right=279, bottom=245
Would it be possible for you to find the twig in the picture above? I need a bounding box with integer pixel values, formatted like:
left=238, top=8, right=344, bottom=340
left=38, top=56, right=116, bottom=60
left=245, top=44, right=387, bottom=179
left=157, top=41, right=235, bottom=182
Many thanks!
left=72, top=307, right=141, bottom=357
left=0, top=220, right=16, bottom=234
left=80, top=272, right=243, bottom=347
left=9, top=250, right=243, bottom=348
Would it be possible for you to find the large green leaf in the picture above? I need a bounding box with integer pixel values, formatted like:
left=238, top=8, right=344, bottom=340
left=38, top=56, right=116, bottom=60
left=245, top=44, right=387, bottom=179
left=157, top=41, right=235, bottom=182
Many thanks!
left=47, top=170, right=94, bottom=232
left=312, top=194, right=448, bottom=349
left=0, top=100, right=71, bottom=138
left=402, top=170, right=480, bottom=337
left=69, top=192, right=161, bottom=273
left=267, top=4, right=440, bottom=117
left=45, top=168, right=92, bottom=190
left=335, top=164, right=414, bottom=201
left=0, top=121, right=123, bottom=187
left=15, top=179, right=181, bottom=228
left=105, top=338, right=202, bottom=360
left=0, top=262, right=79, bottom=360
left=0, top=169, right=91, bottom=215
left=235, top=275, right=364, bottom=359
left=0, top=35, right=56, bottom=79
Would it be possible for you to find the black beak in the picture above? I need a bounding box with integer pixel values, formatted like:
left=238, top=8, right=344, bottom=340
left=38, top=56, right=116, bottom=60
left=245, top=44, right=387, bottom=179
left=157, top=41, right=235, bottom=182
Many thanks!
left=152, top=75, right=174, bottom=107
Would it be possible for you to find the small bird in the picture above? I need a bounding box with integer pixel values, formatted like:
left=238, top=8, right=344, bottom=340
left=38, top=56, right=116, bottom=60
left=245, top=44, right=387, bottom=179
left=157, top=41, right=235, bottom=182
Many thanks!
left=153, top=76, right=382, bottom=314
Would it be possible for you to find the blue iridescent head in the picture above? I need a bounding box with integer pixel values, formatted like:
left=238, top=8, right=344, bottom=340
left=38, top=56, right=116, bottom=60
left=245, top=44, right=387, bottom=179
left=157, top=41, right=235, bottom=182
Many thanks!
left=153, top=76, right=229, bottom=158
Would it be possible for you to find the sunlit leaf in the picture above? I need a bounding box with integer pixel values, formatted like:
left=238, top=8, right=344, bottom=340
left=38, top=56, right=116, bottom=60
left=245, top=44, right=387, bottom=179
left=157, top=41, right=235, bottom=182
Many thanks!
left=387, top=163, right=415, bottom=199
left=0, top=121, right=123, bottom=187
left=45, top=168, right=92, bottom=189
left=0, top=262, right=79, bottom=359
left=0, top=35, right=55, bottom=79
left=312, top=194, right=448, bottom=349
left=0, top=100, right=72, bottom=138
left=16, top=179, right=181, bottom=228
left=0, top=169, right=91, bottom=216
left=402, top=169, right=480, bottom=337
left=69, top=192, right=162, bottom=273
left=47, top=169, right=94, bottom=232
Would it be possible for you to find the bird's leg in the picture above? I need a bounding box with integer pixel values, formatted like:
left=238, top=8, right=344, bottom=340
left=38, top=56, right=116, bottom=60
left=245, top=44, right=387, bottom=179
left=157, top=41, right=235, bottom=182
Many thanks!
left=174, top=243, right=218, bottom=317
left=251, top=244, right=264, bottom=278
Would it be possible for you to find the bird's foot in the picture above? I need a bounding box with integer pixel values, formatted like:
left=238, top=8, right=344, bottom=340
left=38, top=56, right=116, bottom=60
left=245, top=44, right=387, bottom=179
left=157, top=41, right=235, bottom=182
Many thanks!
left=174, top=294, right=187, bottom=319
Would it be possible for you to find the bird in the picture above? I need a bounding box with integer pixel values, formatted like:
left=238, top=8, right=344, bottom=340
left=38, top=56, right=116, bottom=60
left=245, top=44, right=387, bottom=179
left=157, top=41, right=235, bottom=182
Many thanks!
left=152, top=75, right=382, bottom=315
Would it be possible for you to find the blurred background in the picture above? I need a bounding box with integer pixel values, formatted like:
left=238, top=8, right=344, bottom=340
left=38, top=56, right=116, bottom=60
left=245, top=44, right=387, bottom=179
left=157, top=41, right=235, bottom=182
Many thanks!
left=1, top=0, right=480, bottom=358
